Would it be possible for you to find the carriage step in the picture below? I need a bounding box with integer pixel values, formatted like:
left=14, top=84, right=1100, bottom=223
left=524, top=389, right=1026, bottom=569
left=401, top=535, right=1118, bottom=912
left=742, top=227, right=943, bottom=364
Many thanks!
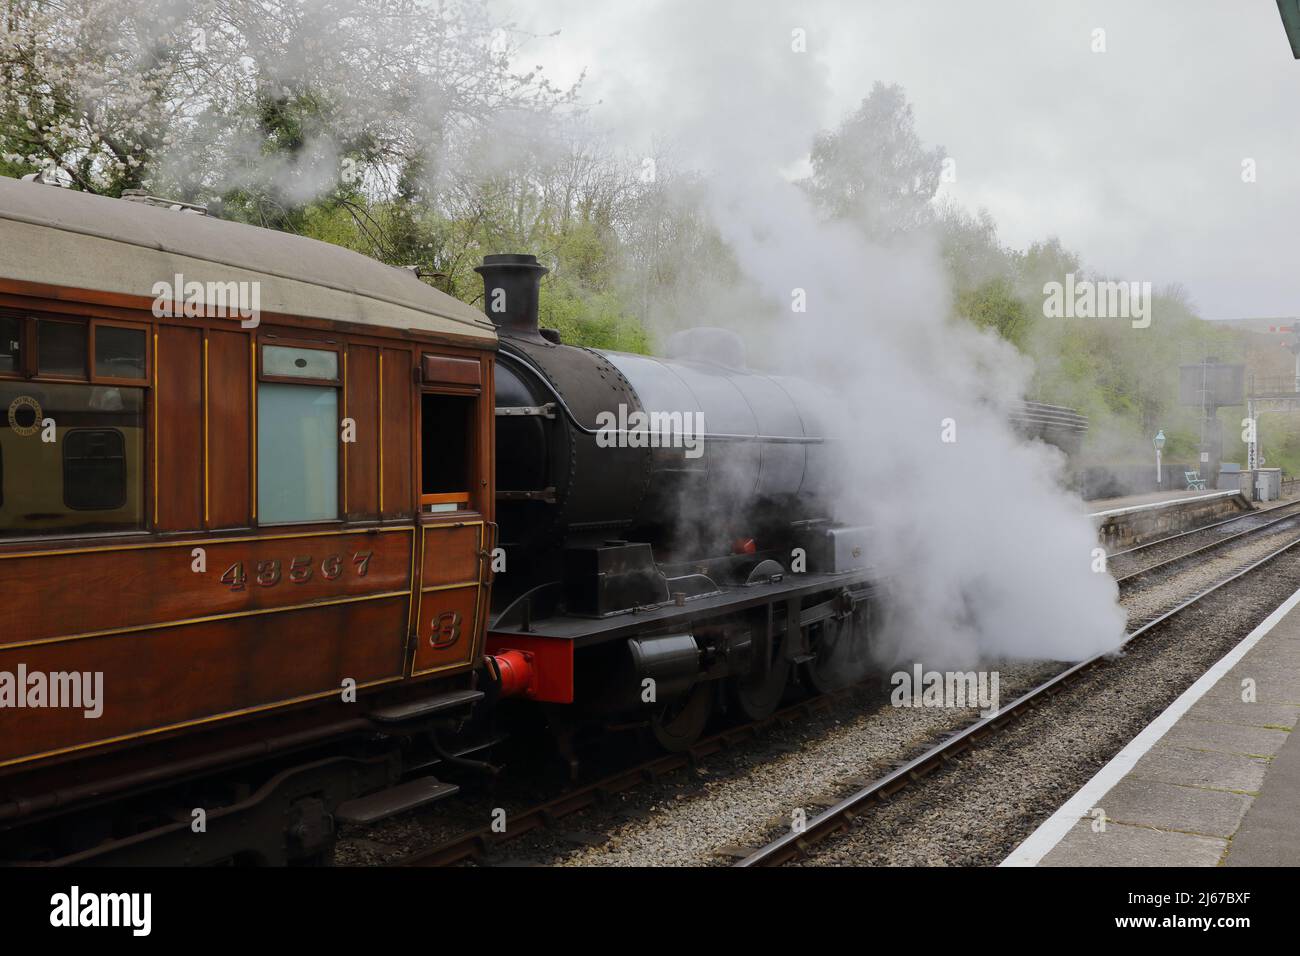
left=368, top=689, right=485, bottom=724
left=335, top=777, right=460, bottom=825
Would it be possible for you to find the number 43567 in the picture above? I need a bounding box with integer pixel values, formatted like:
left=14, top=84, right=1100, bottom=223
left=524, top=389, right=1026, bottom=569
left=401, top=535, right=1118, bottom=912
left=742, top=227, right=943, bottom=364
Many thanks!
left=220, top=552, right=373, bottom=591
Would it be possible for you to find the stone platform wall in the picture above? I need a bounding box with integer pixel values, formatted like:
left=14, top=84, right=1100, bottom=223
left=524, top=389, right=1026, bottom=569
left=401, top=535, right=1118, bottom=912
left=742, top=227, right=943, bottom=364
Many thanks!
left=1096, top=492, right=1252, bottom=551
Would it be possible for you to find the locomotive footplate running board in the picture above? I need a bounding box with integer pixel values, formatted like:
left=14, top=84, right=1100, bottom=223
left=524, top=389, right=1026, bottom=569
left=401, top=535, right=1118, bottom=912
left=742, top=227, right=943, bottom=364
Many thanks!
left=490, top=569, right=874, bottom=648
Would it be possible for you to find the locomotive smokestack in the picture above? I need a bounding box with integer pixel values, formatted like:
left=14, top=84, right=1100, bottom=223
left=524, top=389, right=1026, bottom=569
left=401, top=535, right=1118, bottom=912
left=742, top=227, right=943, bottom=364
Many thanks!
left=475, top=253, right=549, bottom=341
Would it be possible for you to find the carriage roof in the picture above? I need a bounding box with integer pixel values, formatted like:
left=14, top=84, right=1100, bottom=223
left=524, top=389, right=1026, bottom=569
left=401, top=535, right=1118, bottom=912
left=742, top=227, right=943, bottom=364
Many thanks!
left=0, top=176, right=496, bottom=344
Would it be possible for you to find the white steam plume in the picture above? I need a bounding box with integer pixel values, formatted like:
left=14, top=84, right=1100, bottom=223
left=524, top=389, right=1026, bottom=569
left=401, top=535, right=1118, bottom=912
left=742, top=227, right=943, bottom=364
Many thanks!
left=521, top=0, right=1127, bottom=666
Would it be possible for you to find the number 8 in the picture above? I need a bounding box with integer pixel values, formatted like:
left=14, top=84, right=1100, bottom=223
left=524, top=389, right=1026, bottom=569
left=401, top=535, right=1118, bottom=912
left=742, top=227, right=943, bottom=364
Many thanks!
left=430, top=611, right=462, bottom=649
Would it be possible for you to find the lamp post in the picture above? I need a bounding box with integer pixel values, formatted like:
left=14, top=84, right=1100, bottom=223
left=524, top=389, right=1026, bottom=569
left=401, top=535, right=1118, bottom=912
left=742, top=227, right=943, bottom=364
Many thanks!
left=1154, top=430, right=1166, bottom=487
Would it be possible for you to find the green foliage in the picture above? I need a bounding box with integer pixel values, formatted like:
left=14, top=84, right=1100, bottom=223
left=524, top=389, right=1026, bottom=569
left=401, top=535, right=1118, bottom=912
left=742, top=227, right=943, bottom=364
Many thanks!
left=954, top=277, right=1031, bottom=351
left=538, top=275, right=650, bottom=352
left=0, top=153, right=37, bottom=180
left=1255, top=412, right=1300, bottom=475
left=930, top=176, right=1257, bottom=471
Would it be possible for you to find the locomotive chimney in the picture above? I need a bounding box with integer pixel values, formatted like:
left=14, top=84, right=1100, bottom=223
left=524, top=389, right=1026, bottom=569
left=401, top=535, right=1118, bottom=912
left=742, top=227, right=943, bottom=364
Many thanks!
left=475, top=253, right=549, bottom=341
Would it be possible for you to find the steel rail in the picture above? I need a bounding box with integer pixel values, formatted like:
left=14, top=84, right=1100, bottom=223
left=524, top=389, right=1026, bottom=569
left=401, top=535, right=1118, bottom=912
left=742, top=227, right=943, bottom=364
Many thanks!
left=1114, top=499, right=1300, bottom=586
left=396, top=690, right=851, bottom=866
left=733, top=530, right=1300, bottom=867
left=1107, top=497, right=1300, bottom=560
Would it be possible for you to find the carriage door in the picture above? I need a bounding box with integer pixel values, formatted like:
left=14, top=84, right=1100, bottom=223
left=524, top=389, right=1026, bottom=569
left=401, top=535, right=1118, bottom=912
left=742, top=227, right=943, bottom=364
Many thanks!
left=410, top=354, right=488, bottom=676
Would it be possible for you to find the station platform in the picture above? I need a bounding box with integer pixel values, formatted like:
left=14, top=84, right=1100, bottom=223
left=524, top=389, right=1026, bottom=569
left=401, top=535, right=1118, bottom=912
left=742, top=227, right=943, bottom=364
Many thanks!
left=1002, top=586, right=1300, bottom=867
left=1087, top=489, right=1252, bottom=550
left=1086, top=488, right=1243, bottom=517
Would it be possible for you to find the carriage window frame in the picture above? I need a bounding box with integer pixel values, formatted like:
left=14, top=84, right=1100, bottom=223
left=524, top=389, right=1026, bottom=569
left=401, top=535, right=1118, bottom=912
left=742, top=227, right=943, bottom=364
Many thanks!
left=91, top=320, right=151, bottom=386
left=36, top=318, right=88, bottom=380
left=0, top=379, right=147, bottom=539
left=0, top=313, right=151, bottom=386
left=419, top=385, right=480, bottom=517
left=0, top=314, right=24, bottom=378
left=255, top=337, right=344, bottom=526
left=257, top=336, right=342, bottom=387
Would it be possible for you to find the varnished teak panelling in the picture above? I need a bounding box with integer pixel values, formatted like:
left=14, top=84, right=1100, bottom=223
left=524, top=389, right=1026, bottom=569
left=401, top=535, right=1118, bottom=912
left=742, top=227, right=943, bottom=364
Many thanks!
left=345, top=345, right=380, bottom=518
left=412, top=584, right=481, bottom=676
left=0, top=268, right=496, bottom=775
left=381, top=347, right=413, bottom=518
left=155, top=326, right=203, bottom=531
left=420, top=523, right=483, bottom=588
left=207, top=330, right=253, bottom=528
left=2, top=529, right=414, bottom=646
left=1, top=596, right=409, bottom=766
left=422, top=353, right=482, bottom=388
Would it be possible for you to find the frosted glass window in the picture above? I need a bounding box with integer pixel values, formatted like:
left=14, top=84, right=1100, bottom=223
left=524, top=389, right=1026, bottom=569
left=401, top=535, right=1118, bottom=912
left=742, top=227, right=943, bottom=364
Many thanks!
left=258, top=383, right=338, bottom=523
left=263, top=345, right=338, bottom=381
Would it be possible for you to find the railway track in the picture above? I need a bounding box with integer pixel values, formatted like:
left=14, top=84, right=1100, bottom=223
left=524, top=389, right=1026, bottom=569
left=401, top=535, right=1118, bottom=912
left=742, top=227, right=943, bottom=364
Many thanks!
left=396, top=689, right=853, bottom=866
left=1109, top=498, right=1300, bottom=583
left=395, top=499, right=1300, bottom=869
left=732, top=517, right=1300, bottom=867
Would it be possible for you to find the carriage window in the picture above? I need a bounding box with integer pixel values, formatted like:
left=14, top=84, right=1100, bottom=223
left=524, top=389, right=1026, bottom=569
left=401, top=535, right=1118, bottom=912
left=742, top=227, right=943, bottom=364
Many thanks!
left=64, top=429, right=128, bottom=510
left=94, top=325, right=147, bottom=381
left=263, top=345, right=339, bottom=381
left=37, top=320, right=88, bottom=378
left=258, top=383, right=339, bottom=524
left=0, top=382, right=144, bottom=537
left=0, top=316, right=20, bottom=374
left=420, top=393, right=473, bottom=513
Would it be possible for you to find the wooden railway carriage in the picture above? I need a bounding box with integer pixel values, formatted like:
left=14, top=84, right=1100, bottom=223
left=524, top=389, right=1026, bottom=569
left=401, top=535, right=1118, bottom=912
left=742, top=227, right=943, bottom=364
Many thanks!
left=0, top=176, right=498, bottom=863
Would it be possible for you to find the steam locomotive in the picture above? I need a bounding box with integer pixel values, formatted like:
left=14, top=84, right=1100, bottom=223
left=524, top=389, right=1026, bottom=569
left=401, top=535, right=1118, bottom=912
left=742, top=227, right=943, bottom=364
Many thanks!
left=478, top=254, right=875, bottom=751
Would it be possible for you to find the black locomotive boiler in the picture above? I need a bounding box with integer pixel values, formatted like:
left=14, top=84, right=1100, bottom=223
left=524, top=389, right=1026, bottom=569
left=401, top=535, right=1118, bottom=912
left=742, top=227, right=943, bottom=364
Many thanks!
left=479, top=255, right=876, bottom=751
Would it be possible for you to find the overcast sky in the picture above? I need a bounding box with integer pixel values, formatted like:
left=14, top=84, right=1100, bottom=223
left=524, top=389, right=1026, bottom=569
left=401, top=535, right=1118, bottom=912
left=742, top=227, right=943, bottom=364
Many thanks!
left=500, top=1, right=1300, bottom=321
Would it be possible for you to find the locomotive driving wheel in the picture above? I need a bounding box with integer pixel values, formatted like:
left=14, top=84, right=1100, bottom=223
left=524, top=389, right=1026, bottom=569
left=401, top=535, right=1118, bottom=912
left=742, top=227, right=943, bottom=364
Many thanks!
left=804, top=593, right=871, bottom=695
left=729, top=655, right=791, bottom=722
left=649, top=682, right=713, bottom=752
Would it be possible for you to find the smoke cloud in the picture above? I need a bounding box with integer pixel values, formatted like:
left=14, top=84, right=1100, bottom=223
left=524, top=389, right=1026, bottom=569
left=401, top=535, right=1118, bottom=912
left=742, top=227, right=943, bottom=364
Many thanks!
left=513, top=0, right=1127, bottom=666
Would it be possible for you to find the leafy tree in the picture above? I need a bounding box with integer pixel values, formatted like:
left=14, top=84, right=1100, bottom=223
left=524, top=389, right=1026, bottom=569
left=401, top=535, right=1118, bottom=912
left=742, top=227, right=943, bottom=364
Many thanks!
left=802, top=81, right=947, bottom=239
left=0, top=0, right=578, bottom=202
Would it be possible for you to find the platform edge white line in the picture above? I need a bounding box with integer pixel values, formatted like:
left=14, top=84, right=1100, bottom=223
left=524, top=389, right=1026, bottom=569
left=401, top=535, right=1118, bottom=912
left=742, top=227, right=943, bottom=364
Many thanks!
left=999, top=581, right=1300, bottom=867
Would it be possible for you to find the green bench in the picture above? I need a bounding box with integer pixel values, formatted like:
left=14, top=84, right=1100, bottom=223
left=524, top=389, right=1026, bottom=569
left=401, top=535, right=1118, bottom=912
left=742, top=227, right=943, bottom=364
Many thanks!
left=1185, top=471, right=1207, bottom=490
